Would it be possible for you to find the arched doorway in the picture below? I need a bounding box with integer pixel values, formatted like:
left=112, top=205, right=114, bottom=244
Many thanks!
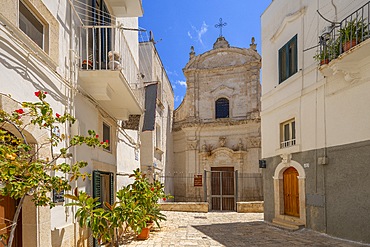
left=273, top=157, right=306, bottom=225
left=283, top=167, right=299, bottom=217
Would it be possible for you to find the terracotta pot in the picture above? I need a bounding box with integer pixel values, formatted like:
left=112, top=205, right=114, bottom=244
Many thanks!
left=136, top=223, right=154, bottom=240
left=343, top=40, right=357, bottom=52
left=320, top=59, right=329, bottom=65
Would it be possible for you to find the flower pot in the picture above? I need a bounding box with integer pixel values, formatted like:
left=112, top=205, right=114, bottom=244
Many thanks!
left=343, top=40, right=357, bottom=52
left=136, top=222, right=154, bottom=240
left=320, top=59, right=329, bottom=65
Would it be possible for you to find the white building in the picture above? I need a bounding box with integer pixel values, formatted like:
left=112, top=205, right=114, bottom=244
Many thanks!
left=0, top=0, right=144, bottom=246
left=139, top=39, right=174, bottom=187
left=261, top=0, right=370, bottom=243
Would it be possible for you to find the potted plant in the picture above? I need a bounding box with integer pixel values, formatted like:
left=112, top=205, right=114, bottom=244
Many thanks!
left=315, top=37, right=341, bottom=65
left=313, top=49, right=329, bottom=65
left=339, top=18, right=369, bottom=52
left=127, top=169, right=171, bottom=239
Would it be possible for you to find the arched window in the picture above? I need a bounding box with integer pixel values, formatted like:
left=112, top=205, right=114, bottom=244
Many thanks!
left=215, top=98, right=229, bottom=119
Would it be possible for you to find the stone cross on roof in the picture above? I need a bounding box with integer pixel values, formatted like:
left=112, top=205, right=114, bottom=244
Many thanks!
left=215, top=18, right=227, bottom=37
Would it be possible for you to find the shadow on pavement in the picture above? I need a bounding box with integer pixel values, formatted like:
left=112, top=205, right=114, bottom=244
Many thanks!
left=192, top=221, right=359, bottom=247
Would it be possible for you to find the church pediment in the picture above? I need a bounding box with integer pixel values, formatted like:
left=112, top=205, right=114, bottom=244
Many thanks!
left=185, top=48, right=260, bottom=71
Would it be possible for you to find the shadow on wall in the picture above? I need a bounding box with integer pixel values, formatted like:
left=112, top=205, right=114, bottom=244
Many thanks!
left=0, top=36, right=68, bottom=105
left=51, top=227, right=65, bottom=247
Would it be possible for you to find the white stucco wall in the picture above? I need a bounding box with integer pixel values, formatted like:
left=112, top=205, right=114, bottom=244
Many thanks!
left=0, top=0, right=145, bottom=246
left=261, top=0, right=370, bottom=159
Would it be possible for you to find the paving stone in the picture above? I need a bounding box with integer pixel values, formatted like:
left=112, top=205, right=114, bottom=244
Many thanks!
left=120, top=211, right=368, bottom=246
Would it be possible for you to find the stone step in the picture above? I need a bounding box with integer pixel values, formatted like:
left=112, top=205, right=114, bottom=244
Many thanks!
left=271, top=218, right=304, bottom=231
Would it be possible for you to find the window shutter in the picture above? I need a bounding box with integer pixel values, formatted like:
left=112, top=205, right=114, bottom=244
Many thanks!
left=109, top=172, right=114, bottom=204
left=92, top=170, right=102, bottom=208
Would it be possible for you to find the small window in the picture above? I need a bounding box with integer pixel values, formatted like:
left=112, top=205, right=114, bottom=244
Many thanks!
left=279, top=35, right=297, bottom=83
left=92, top=170, right=114, bottom=207
left=19, top=1, right=44, bottom=49
left=215, top=98, right=229, bottom=119
left=103, top=122, right=111, bottom=151
left=280, top=119, right=296, bottom=148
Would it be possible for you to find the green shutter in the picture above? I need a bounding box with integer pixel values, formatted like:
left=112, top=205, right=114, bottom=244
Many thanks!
left=109, top=172, right=114, bottom=204
left=92, top=170, right=102, bottom=208
left=293, top=35, right=298, bottom=74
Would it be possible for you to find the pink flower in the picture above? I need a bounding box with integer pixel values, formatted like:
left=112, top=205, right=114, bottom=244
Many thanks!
left=105, top=140, right=109, bottom=143
left=15, top=109, right=24, bottom=114
left=100, top=142, right=104, bottom=144
left=163, top=198, right=166, bottom=201
left=56, top=113, right=61, bottom=118
left=44, top=92, right=47, bottom=94
left=35, top=91, right=41, bottom=97
left=96, top=135, right=99, bottom=138
left=151, top=188, right=154, bottom=191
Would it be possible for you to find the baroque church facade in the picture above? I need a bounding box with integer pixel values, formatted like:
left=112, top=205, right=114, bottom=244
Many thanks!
left=172, top=36, right=263, bottom=210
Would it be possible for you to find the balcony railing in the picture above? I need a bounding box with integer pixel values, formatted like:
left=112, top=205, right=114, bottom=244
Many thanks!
left=280, top=139, right=296, bottom=149
left=79, top=25, right=139, bottom=87
left=318, top=1, right=370, bottom=64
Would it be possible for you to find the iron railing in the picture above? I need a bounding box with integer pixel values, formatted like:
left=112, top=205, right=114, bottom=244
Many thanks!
left=159, top=172, right=263, bottom=209
left=319, top=1, right=370, bottom=64
left=79, top=25, right=139, bottom=86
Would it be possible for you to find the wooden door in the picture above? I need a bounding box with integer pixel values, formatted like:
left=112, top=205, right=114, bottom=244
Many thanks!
left=283, top=167, right=299, bottom=217
left=0, top=196, right=22, bottom=247
left=211, top=167, right=234, bottom=211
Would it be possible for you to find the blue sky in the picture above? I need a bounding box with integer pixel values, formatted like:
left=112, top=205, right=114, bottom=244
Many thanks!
left=139, top=0, right=272, bottom=109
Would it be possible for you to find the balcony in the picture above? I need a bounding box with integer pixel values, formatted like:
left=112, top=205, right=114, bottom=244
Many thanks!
left=78, top=25, right=142, bottom=120
left=280, top=139, right=296, bottom=149
left=318, top=1, right=370, bottom=79
left=105, top=0, right=143, bottom=17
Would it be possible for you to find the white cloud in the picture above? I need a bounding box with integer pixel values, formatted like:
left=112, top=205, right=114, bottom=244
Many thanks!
left=187, top=31, right=193, bottom=39
left=174, top=95, right=183, bottom=102
left=188, top=21, right=208, bottom=45
left=166, top=69, right=178, bottom=77
left=175, top=80, right=187, bottom=87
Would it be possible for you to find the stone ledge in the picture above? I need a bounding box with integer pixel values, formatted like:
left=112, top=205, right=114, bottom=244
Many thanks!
left=237, top=201, right=264, bottom=213
left=159, top=202, right=209, bottom=213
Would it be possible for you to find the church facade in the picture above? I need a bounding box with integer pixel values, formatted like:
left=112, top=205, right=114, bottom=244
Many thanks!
left=172, top=36, right=263, bottom=210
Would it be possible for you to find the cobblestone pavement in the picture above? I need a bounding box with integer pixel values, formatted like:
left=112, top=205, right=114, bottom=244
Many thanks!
left=121, top=211, right=368, bottom=247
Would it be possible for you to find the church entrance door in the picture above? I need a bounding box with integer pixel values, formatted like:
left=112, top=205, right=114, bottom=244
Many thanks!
left=210, top=167, right=235, bottom=211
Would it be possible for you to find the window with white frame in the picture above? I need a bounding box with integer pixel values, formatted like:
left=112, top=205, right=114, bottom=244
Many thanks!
left=19, top=1, right=44, bottom=49
left=280, top=119, right=296, bottom=148
left=278, top=35, right=297, bottom=83
left=103, top=122, right=111, bottom=151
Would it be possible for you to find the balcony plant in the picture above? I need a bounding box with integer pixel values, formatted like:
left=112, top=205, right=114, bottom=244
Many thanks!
left=339, top=18, right=369, bottom=52
left=313, top=49, right=329, bottom=65
left=314, top=37, right=340, bottom=65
